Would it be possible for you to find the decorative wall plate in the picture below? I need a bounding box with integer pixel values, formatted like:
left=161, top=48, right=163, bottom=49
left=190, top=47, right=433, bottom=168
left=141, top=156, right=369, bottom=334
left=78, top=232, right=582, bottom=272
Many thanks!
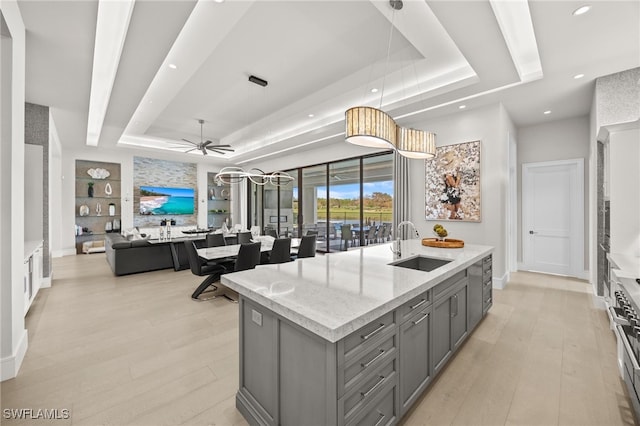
left=79, top=205, right=89, bottom=216
left=87, top=168, right=110, bottom=179
left=105, top=182, right=113, bottom=195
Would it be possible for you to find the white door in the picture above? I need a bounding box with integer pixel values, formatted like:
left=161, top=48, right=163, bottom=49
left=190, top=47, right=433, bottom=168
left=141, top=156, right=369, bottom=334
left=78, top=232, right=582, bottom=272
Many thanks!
left=522, top=159, right=584, bottom=277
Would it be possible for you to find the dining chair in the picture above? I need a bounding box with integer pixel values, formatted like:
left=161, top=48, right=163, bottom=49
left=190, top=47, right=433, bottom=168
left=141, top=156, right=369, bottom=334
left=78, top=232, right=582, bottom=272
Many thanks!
left=340, top=224, right=353, bottom=251
left=367, top=225, right=378, bottom=245
left=380, top=224, right=390, bottom=242
left=237, top=231, right=253, bottom=244
left=265, top=228, right=278, bottom=239
left=191, top=241, right=262, bottom=302
left=206, top=233, right=226, bottom=247
left=265, top=238, right=292, bottom=264
left=187, top=241, right=228, bottom=301
left=292, top=234, right=316, bottom=259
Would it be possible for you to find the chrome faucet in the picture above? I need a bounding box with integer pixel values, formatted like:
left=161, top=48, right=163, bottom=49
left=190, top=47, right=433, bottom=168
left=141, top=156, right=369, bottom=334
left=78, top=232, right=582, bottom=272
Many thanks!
left=392, top=221, right=421, bottom=256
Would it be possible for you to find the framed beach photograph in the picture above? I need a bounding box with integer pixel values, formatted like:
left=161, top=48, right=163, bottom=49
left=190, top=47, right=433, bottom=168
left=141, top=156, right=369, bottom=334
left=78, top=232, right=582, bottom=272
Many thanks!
left=425, top=140, right=481, bottom=222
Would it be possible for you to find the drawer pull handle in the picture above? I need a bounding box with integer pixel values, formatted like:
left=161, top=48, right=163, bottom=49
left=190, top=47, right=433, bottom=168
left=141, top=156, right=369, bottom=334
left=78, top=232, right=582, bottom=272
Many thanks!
left=361, top=349, right=385, bottom=369
left=374, top=412, right=386, bottom=426
left=361, top=323, right=386, bottom=340
left=410, top=298, right=427, bottom=310
left=361, top=375, right=385, bottom=398
left=485, top=297, right=492, bottom=304
left=412, top=312, right=429, bottom=325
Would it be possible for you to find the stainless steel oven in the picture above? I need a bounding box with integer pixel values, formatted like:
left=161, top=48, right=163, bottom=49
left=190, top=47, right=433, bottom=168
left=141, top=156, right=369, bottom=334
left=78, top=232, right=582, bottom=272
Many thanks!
left=610, top=283, right=640, bottom=419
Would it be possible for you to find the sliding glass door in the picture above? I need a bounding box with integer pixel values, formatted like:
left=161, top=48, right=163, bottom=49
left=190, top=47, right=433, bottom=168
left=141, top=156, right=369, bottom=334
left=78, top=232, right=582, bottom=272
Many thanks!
left=247, top=151, right=393, bottom=254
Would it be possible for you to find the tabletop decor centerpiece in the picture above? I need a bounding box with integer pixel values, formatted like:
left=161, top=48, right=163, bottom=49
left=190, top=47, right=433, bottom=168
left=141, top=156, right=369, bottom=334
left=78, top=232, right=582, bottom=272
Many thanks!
left=422, top=223, right=465, bottom=248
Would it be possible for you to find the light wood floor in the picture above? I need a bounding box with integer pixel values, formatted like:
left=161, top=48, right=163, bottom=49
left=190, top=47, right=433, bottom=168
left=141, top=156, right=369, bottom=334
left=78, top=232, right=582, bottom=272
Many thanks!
left=1, top=254, right=636, bottom=426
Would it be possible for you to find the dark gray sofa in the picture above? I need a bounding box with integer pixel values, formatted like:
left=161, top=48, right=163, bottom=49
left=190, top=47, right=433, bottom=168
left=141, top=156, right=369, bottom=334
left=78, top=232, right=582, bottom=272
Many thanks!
left=105, top=234, right=174, bottom=276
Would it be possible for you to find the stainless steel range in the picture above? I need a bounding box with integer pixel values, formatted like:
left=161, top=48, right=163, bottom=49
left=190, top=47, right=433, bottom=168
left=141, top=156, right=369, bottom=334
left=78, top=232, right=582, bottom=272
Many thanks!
left=609, top=275, right=640, bottom=419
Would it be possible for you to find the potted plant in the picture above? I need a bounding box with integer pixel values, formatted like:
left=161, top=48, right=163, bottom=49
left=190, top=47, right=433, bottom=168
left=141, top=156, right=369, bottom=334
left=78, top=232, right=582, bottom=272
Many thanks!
left=87, top=182, right=94, bottom=197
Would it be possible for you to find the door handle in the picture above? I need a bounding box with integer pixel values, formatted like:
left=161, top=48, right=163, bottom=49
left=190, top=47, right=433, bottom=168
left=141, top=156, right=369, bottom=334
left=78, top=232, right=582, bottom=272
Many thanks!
left=529, top=230, right=537, bottom=234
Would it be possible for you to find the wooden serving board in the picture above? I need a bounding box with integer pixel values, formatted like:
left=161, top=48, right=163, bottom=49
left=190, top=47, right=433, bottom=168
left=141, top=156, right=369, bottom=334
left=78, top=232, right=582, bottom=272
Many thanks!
left=421, top=238, right=464, bottom=248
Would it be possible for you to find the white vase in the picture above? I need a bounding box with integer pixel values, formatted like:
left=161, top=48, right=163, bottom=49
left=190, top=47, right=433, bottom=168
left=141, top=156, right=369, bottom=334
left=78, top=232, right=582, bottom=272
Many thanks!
left=104, top=182, right=112, bottom=196
left=109, top=203, right=115, bottom=216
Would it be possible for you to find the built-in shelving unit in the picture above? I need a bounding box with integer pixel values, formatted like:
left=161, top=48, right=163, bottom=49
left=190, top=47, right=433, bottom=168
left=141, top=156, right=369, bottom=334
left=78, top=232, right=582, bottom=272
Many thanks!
left=75, top=160, right=121, bottom=254
left=207, top=172, right=231, bottom=228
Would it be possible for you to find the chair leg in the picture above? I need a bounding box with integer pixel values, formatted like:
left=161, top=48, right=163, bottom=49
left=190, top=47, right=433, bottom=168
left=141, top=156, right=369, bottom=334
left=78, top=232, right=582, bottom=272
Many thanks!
left=191, top=274, right=221, bottom=301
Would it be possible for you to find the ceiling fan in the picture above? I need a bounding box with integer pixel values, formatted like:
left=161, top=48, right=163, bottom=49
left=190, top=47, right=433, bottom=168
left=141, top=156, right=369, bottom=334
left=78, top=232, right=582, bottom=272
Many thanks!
left=176, top=119, right=234, bottom=156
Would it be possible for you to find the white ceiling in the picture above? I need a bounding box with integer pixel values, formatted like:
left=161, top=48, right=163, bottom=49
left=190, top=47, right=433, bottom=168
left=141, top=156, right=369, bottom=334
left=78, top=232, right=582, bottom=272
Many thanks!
left=17, top=0, right=640, bottom=166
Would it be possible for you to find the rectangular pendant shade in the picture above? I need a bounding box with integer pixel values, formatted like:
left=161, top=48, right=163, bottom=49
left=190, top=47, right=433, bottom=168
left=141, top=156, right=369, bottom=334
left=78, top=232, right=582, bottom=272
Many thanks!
left=345, top=106, right=397, bottom=148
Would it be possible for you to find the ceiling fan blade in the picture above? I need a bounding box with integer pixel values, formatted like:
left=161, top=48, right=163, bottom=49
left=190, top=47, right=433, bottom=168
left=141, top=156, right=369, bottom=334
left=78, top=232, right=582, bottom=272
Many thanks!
left=203, top=140, right=213, bottom=147
left=208, top=146, right=234, bottom=152
left=184, top=148, right=198, bottom=153
left=206, top=147, right=227, bottom=155
left=213, top=144, right=232, bottom=148
left=181, top=138, right=198, bottom=146
left=201, top=147, right=208, bottom=155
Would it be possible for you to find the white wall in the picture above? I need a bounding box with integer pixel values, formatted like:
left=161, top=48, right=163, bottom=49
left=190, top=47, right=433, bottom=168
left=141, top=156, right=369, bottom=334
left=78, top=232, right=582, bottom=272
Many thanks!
left=0, top=1, right=27, bottom=381
left=403, top=104, right=511, bottom=286
left=517, top=116, right=590, bottom=271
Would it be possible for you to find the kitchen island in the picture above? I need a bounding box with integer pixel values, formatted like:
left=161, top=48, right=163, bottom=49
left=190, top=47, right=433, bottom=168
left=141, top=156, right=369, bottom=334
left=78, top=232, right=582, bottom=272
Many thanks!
left=222, top=240, right=493, bottom=426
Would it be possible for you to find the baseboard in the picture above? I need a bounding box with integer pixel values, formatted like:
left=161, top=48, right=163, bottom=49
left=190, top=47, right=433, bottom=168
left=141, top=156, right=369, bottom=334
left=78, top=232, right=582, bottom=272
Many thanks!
left=40, top=276, right=52, bottom=288
left=579, top=269, right=591, bottom=281
left=493, top=271, right=509, bottom=290
left=1, top=329, right=28, bottom=381
left=56, top=248, right=77, bottom=257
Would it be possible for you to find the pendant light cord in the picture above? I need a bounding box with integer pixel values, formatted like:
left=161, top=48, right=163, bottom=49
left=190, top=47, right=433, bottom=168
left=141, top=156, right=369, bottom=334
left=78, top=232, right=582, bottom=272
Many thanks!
left=379, top=9, right=397, bottom=110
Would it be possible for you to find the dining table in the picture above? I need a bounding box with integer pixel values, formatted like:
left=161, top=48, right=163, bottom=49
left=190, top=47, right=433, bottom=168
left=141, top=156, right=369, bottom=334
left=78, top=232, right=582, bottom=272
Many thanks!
left=197, top=237, right=301, bottom=260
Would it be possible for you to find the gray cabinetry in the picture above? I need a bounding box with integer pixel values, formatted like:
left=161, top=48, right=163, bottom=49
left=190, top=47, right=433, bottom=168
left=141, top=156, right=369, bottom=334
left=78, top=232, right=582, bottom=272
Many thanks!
left=432, top=274, right=468, bottom=375
left=236, top=253, right=493, bottom=426
left=399, top=303, right=431, bottom=415
left=468, top=255, right=493, bottom=330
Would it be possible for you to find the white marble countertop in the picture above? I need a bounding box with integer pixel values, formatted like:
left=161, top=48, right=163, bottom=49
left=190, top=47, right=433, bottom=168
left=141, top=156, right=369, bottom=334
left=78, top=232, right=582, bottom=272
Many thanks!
left=608, top=252, right=640, bottom=279
left=24, top=240, right=43, bottom=261
left=222, top=240, right=493, bottom=342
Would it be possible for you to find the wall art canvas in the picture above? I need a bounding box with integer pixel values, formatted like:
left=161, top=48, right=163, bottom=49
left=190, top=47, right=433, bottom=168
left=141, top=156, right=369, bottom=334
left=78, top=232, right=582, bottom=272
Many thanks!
left=425, top=140, right=481, bottom=222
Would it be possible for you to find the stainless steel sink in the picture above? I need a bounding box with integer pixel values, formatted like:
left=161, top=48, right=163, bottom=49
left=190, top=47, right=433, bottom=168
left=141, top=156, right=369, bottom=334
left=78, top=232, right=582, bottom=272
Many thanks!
left=390, top=256, right=451, bottom=272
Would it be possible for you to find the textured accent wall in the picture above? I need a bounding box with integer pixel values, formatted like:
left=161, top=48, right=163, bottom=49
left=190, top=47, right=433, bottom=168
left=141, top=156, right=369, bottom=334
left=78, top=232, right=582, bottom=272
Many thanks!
left=133, top=156, right=198, bottom=227
left=595, top=67, right=640, bottom=128
left=24, top=102, right=50, bottom=278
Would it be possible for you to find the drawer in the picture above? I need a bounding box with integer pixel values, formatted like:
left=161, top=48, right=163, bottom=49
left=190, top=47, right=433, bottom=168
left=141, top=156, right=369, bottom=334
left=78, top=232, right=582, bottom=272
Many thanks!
left=482, top=255, right=492, bottom=272
left=398, top=291, right=431, bottom=324
left=483, top=279, right=492, bottom=297
left=483, top=292, right=492, bottom=313
left=344, top=311, right=395, bottom=357
left=483, top=268, right=492, bottom=282
left=347, top=383, right=397, bottom=426
left=343, top=358, right=396, bottom=422
left=433, top=270, right=467, bottom=300
left=344, top=333, right=397, bottom=392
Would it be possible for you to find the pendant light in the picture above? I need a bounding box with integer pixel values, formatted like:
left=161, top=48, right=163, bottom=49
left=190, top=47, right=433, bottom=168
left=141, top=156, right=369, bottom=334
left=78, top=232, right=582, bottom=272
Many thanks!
left=344, top=0, right=436, bottom=159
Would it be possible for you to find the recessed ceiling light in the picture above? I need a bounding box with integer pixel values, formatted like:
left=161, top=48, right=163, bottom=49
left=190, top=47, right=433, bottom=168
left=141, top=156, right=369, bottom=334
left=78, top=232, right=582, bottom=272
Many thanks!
left=214, top=0, right=225, bottom=3
left=308, top=114, right=314, bottom=118
left=459, top=105, right=466, bottom=109
left=572, top=5, right=591, bottom=16
left=573, top=73, right=585, bottom=79
left=370, top=88, right=378, bottom=93
left=168, top=63, right=177, bottom=69
left=544, top=110, right=552, bottom=115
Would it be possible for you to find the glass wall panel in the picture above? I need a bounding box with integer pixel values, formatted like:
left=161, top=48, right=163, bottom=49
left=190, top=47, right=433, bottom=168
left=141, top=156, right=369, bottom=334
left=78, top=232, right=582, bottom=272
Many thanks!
left=301, top=164, right=328, bottom=251
left=278, top=169, right=297, bottom=237
left=263, top=179, right=279, bottom=236
left=363, top=153, right=394, bottom=245
left=250, top=181, right=263, bottom=232
left=329, top=159, right=361, bottom=252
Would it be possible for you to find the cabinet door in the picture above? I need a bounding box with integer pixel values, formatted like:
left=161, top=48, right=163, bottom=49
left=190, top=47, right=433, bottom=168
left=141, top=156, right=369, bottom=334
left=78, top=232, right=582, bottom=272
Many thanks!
left=467, top=259, right=483, bottom=329
left=432, top=296, right=452, bottom=374
left=451, top=284, right=468, bottom=350
left=399, top=307, right=431, bottom=414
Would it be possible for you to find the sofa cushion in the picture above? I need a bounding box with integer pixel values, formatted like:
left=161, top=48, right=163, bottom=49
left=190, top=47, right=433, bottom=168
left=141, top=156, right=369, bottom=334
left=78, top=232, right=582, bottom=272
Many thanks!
left=111, top=241, right=132, bottom=249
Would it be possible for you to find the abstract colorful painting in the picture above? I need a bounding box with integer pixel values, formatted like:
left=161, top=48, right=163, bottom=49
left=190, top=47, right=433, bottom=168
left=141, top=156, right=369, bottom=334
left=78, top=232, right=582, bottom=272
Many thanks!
left=425, top=140, right=481, bottom=222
